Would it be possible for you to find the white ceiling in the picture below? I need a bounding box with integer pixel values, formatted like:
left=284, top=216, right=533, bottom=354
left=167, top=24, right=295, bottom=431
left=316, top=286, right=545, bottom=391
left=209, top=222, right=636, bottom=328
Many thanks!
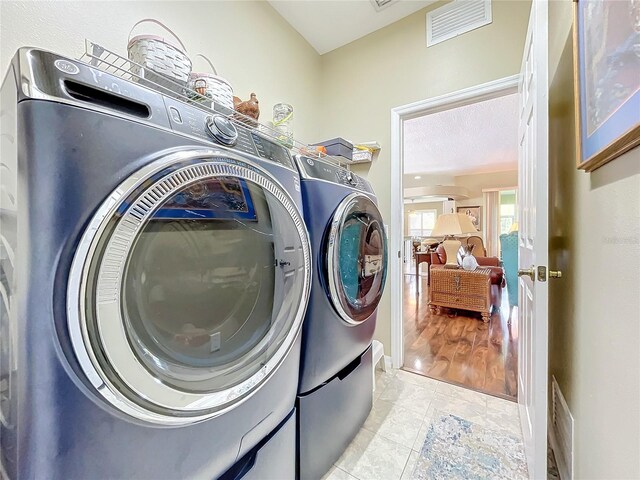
left=268, top=0, right=435, bottom=55
left=403, top=93, right=519, bottom=177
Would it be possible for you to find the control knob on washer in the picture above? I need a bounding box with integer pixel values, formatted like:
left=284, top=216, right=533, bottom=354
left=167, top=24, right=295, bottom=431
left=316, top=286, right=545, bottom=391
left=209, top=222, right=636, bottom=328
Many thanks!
left=205, top=115, right=238, bottom=146
left=345, top=171, right=356, bottom=185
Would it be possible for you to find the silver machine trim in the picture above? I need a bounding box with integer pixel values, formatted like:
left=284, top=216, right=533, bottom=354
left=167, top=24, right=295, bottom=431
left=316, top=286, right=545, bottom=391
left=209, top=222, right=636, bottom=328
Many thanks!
left=66, top=149, right=311, bottom=426
left=326, top=192, right=384, bottom=326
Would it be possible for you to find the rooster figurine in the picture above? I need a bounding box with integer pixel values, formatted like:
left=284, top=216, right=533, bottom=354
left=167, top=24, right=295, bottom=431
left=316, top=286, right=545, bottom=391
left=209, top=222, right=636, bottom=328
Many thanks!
left=233, top=93, right=260, bottom=124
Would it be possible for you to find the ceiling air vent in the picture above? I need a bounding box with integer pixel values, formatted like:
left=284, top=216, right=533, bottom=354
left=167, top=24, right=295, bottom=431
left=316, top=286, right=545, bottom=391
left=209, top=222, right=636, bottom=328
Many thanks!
left=426, top=0, right=492, bottom=47
left=370, top=0, right=399, bottom=12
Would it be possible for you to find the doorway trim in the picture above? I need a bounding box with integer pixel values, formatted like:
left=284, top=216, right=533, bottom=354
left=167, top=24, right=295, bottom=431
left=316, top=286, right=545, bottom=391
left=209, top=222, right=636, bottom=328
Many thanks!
left=389, top=74, right=520, bottom=369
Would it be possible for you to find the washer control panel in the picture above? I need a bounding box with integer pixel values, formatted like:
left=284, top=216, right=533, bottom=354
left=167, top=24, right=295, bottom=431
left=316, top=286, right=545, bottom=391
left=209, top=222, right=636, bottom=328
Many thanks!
left=205, top=115, right=238, bottom=146
left=20, top=49, right=295, bottom=169
left=336, top=169, right=359, bottom=187
left=164, top=97, right=294, bottom=169
left=251, top=132, right=294, bottom=168
left=296, top=156, right=372, bottom=193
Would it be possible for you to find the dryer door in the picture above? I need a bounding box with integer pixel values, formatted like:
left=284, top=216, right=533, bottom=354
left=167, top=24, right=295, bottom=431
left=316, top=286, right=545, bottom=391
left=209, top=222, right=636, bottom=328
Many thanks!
left=326, top=193, right=387, bottom=325
left=67, top=150, right=311, bottom=425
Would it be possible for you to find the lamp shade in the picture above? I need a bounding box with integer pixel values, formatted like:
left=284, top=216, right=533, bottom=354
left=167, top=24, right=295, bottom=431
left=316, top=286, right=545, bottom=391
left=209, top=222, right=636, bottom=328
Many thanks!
left=431, top=213, right=477, bottom=237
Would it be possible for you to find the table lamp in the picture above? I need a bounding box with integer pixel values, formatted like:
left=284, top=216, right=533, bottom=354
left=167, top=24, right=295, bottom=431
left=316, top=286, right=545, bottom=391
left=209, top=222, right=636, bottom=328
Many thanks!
left=431, top=213, right=478, bottom=267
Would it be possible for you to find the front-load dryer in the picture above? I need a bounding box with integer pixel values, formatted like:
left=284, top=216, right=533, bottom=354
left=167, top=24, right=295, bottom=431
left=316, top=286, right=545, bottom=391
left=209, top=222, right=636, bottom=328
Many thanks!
left=0, top=48, right=311, bottom=479
left=293, top=155, right=387, bottom=479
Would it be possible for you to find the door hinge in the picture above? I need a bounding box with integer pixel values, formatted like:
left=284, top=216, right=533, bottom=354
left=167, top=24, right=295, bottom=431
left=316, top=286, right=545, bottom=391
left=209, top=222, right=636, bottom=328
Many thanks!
left=538, top=265, right=547, bottom=282
left=398, top=250, right=401, bottom=259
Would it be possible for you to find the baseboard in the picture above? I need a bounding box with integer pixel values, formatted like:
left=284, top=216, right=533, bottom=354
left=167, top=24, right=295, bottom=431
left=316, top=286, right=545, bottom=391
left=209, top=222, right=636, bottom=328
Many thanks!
left=383, top=355, right=392, bottom=371
left=371, top=341, right=392, bottom=373
left=372, top=343, right=392, bottom=394
left=372, top=340, right=384, bottom=369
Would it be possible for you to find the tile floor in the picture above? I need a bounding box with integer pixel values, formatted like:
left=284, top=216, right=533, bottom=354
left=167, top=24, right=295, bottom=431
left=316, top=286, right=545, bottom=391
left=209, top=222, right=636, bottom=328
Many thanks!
left=322, top=368, right=527, bottom=480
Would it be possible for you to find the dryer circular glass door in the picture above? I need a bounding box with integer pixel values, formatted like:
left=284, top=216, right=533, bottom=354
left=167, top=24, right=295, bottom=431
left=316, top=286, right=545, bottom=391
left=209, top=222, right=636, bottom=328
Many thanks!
left=326, top=193, right=387, bottom=325
left=67, top=150, right=311, bottom=425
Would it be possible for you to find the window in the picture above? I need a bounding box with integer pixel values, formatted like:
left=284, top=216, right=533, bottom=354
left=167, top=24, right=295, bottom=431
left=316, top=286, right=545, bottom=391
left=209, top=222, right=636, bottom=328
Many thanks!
left=408, top=209, right=437, bottom=237
left=499, top=190, right=517, bottom=235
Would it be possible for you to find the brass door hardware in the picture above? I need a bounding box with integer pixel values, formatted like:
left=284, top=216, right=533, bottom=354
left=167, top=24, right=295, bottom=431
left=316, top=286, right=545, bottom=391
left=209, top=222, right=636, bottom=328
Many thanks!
left=518, top=265, right=562, bottom=282
left=517, top=266, right=535, bottom=281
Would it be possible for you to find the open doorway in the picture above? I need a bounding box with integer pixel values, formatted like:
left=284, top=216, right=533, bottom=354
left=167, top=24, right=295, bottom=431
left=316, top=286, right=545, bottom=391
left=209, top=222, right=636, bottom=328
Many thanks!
left=399, top=88, right=520, bottom=401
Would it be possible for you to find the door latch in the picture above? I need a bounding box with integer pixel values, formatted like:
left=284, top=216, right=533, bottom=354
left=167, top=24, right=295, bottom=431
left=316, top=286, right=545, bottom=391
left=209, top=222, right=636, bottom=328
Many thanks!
left=538, top=265, right=547, bottom=282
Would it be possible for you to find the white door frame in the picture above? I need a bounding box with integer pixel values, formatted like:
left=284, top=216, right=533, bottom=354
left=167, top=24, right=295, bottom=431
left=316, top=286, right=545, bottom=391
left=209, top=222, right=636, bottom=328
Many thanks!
left=389, top=74, right=520, bottom=369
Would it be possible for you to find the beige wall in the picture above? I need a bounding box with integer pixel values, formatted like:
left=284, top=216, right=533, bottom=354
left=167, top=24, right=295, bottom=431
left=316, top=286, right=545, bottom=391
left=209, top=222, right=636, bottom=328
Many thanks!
left=406, top=170, right=518, bottom=238
left=0, top=1, right=323, bottom=142
left=456, top=170, right=518, bottom=239
left=454, top=170, right=518, bottom=201
left=548, top=2, right=640, bottom=478
left=318, top=0, right=531, bottom=347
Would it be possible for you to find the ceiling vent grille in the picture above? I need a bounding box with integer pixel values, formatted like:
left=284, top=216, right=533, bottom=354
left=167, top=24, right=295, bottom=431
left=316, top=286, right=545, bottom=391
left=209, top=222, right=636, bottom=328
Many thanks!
left=370, top=0, right=399, bottom=12
left=426, top=0, right=492, bottom=47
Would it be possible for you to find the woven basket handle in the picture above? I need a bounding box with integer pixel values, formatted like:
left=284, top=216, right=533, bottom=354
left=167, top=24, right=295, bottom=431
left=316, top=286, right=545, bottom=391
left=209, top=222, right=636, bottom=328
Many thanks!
left=195, top=54, right=218, bottom=75
left=129, top=18, right=188, bottom=53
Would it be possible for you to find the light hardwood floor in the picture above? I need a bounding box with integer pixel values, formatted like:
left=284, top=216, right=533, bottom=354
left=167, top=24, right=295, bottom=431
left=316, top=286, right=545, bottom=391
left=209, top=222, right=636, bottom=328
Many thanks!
left=402, top=265, right=518, bottom=401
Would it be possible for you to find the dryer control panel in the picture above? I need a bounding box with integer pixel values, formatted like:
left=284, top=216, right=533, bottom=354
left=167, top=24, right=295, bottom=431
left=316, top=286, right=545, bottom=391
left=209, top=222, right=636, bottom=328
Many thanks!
left=296, top=156, right=373, bottom=193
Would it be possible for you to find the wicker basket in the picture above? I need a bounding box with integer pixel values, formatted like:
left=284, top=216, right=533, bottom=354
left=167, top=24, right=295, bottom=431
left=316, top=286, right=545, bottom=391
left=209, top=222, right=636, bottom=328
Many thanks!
left=127, top=19, right=192, bottom=95
left=187, top=54, right=234, bottom=110
left=429, top=267, right=492, bottom=322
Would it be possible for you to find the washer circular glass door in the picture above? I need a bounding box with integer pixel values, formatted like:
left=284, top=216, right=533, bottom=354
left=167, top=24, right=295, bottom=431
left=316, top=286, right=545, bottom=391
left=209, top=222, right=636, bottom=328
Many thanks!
left=326, top=193, right=387, bottom=325
left=67, top=150, right=311, bottom=425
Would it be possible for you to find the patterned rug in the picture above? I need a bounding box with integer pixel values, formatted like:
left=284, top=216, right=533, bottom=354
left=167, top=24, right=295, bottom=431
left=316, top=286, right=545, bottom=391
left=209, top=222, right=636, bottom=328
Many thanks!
left=412, top=413, right=528, bottom=480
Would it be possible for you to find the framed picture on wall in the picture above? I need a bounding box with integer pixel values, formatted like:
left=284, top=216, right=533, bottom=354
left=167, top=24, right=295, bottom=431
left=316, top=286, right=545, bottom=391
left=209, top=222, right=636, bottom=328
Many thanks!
left=457, top=206, right=481, bottom=231
left=573, top=0, right=640, bottom=172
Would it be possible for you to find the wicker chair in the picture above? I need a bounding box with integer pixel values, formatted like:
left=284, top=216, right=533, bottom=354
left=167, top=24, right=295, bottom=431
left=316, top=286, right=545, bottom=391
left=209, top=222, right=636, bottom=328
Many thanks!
left=465, top=236, right=486, bottom=257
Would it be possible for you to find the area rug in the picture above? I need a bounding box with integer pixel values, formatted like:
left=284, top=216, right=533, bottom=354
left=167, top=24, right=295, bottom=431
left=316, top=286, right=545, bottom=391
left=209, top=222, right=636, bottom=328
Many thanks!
left=412, top=413, right=528, bottom=480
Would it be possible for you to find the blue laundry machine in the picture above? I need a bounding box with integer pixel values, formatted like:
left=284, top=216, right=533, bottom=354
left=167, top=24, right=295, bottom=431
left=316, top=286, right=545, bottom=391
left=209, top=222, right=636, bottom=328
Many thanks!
left=0, top=48, right=311, bottom=479
left=293, top=156, right=387, bottom=480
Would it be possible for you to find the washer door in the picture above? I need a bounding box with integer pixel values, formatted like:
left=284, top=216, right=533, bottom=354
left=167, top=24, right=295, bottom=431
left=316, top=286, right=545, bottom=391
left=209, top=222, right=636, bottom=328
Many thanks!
left=326, top=193, right=387, bottom=325
left=67, top=150, right=311, bottom=425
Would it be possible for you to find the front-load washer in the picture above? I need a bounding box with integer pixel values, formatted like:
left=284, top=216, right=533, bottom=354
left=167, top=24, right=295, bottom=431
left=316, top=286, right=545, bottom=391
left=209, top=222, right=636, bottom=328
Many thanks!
left=293, top=155, right=387, bottom=479
left=0, top=48, right=311, bottom=479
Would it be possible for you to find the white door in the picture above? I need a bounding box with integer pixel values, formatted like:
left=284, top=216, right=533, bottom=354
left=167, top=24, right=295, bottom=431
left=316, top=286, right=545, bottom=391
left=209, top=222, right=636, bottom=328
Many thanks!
left=517, top=0, right=549, bottom=478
